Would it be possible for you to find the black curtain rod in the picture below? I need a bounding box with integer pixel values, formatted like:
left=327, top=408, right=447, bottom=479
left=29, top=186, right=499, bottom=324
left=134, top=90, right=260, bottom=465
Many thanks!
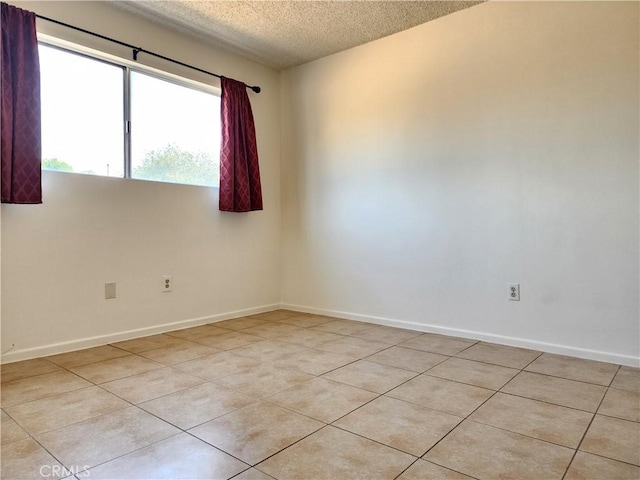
left=35, top=13, right=261, bottom=93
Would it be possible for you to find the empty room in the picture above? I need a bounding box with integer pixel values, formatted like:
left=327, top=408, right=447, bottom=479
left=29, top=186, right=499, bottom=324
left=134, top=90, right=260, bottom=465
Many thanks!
left=1, top=0, right=638, bottom=479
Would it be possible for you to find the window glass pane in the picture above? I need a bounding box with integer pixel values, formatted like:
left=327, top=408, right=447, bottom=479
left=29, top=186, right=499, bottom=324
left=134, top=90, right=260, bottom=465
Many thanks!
left=130, top=71, right=220, bottom=187
left=39, top=44, right=124, bottom=177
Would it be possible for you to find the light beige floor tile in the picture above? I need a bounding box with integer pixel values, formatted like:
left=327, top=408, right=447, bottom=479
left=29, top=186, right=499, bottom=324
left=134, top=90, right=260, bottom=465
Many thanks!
left=250, top=310, right=302, bottom=322
left=399, top=333, right=477, bottom=356
left=46, top=345, right=130, bottom=368
left=323, top=360, right=417, bottom=394
left=565, top=451, right=640, bottom=480
left=164, top=324, right=230, bottom=342
left=397, top=460, right=475, bottom=480
left=189, top=401, right=323, bottom=465
left=335, top=396, right=461, bottom=456
left=469, top=392, right=593, bottom=448
left=101, top=367, right=205, bottom=404
left=213, top=364, right=314, bottom=398
left=1, top=358, right=62, bottom=383
left=36, top=407, right=179, bottom=470
left=426, top=357, right=519, bottom=390
left=424, top=420, right=574, bottom=480
left=366, top=347, right=448, bottom=373
left=311, top=319, right=370, bottom=336
left=350, top=325, right=422, bottom=344
left=138, top=341, right=218, bottom=365
left=5, top=386, right=129, bottom=435
left=234, top=468, right=275, bottom=479
left=272, top=348, right=356, bottom=375
left=598, top=388, right=640, bottom=422
left=278, top=329, right=343, bottom=349
left=273, top=314, right=334, bottom=328
left=257, top=425, right=415, bottom=480
left=1, top=371, right=91, bottom=407
left=611, top=367, right=640, bottom=392
left=231, top=340, right=309, bottom=363
left=240, top=323, right=304, bottom=339
left=212, top=317, right=269, bottom=330
left=139, top=382, right=255, bottom=429
left=580, top=415, right=640, bottom=465
left=193, top=331, right=265, bottom=350
left=86, top=433, right=248, bottom=480
left=110, top=334, right=190, bottom=353
left=502, top=371, right=607, bottom=412
left=525, top=353, right=619, bottom=386
left=1, top=409, right=29, bottom=445
left=455, top=342, right=541, bottom=369
left=316, top=336, right=390, bottom=358
left=1, top=437, right=66, bottom=479
left=172, top=351, right=261, bottom=381
left=388, top=375, right=493, bottom=417
left=69, top=355, right=164, bottom=383
left=267, top=377, right=377, bottom=423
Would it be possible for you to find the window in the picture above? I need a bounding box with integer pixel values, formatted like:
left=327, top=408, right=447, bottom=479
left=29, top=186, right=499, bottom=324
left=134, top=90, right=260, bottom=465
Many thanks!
left=39, top=42, right=221, bottom=187
left=130, top=72, right=219, bottom=187
left=40, top=45, right=124, bottom=177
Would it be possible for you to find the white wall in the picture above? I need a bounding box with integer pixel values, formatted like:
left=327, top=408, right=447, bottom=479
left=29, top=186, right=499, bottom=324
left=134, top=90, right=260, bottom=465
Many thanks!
left=1, top=1, right=282, bottom=362
left=281, top=1, right=640, bottom=365
left=3, top=1, right=639, bottom=367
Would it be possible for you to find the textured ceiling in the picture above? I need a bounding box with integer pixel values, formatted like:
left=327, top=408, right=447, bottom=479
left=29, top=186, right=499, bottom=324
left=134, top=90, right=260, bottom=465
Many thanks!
left=115, top=1, right=483, bottom=70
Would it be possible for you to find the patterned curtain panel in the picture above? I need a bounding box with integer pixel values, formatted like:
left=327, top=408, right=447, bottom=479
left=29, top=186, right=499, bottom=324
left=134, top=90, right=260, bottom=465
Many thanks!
left=219, top=76, right=262, bottom=212
left=0, top=2, right=41, bottom=204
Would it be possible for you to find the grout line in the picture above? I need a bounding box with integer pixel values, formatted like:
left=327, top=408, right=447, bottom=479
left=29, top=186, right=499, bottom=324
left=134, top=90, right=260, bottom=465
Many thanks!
left=329, top=422, right=421, bottom=458
left=4, top=315, right=636, bottom=480
left=560, top=394, right=610, bottom=480
left=451, top=340, right=482, bottom=356
left=253, top=423, right=330, bottom=468
left=464, top=415, right=587, bottom=451
left=421, top=370, right=514, bottom=391
left=607, top=364, right=623, bottom=388
left=78, top=430, right=186, bottom=477
left=516, top=369, right=617, bottom=388
left=393, top=456, right=482, bottom=480
left=447, top=354, right=534, bottom=371
left=47, top=346, right=133, bottom=369
left=0, top=367, right=67, bottom=386
left=181, top=429, right=253, bottom=468
left=4, top=387, right=133, bottom=438
left=522, top=350, right=545, bottom=369
left=385, top=368, right=502, bottom=394
left=422, top=456, right=484, bottom=479
left=392, top=457, right=423, bottom=480
left=25, top=433, right=77, bottom=477
left=416, top=358, right=532, bottom=463
left=495, top=389, right=602, bottom=415
left=565, top=449, right=640, bottom=468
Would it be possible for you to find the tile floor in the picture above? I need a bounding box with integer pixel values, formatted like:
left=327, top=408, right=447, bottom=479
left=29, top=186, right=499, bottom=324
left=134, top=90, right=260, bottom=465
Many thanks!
left=1, top=310, right=639, bottom=480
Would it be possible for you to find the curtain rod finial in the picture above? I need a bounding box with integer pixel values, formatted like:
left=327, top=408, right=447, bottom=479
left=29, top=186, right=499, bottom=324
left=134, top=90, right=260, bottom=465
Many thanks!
left=250, top=86, right=261, bottom=94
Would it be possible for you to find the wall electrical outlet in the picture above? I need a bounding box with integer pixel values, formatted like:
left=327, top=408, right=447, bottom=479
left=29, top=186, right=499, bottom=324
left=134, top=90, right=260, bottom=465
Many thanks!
left=105, top=282, right=116, bottom=299
left=508, top=283, right=520, bottom=301
left=162, top=275, right=172, bottom=293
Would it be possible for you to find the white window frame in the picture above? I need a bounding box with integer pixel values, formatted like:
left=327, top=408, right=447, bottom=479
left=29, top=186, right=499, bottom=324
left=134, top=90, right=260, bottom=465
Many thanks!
left=38, top=34, right=221, bottom=184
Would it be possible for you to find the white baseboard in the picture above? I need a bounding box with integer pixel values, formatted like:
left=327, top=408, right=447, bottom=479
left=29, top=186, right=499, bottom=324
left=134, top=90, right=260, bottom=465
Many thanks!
left=282, top=303, right=640, bottom=368
left=5, top=302, right=638, bottom=368
left=1, top=304, right=281, bottom=364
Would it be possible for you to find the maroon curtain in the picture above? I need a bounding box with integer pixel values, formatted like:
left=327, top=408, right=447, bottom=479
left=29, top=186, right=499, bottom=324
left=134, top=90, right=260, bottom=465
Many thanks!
left=219, top=76, right=262, bottom=212
left=1, top=2, right=41, bottom=204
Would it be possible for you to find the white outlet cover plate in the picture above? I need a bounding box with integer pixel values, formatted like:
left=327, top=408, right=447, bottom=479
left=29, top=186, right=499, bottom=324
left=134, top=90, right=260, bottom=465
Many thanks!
left=508, top=283, right=520, bottom=301
left=105, top=282, right=116, bottom=299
